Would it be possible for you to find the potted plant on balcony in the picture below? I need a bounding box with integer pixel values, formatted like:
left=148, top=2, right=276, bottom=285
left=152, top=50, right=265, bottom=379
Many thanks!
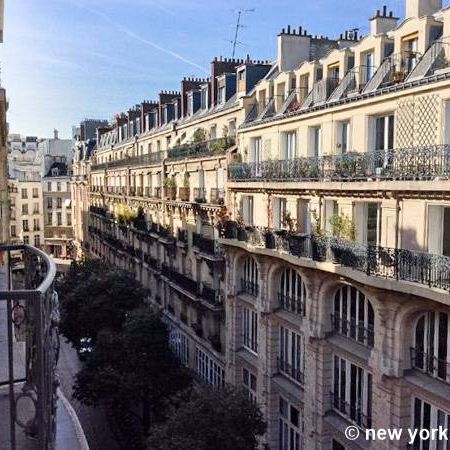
left=310, top=209, right=328, bottom=262
left=328, top=214, right=356, bottom=264
left=163, top=176, right=177, bottom=200
left=264, top=228, right=276, bottom=249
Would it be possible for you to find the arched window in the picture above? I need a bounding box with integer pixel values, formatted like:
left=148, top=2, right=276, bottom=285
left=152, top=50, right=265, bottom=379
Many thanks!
left=278, top=268, right=307, bottom=316
left=241, top=256, right=258, bottom=296
left=413, top=312, right=450, bottom=383
left=332, top=286, right=374, bottom=347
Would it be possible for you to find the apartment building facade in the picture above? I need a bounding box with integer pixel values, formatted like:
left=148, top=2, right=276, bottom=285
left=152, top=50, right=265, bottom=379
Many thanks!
left=82, top=0, right=450, bottom=449
left=43, top=161, right=73, bottom=258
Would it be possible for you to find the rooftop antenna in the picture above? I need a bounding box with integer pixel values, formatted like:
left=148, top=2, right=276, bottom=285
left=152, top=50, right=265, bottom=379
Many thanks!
left=231, top=9, right=255, bottom=58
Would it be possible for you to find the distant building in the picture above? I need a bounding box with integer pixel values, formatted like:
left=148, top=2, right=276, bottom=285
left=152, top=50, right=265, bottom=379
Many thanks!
left=43, top=161, right=73, bottom=259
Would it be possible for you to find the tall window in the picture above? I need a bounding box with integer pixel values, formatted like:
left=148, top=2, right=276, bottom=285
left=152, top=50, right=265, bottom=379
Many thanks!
left=11, top=225, right=16, bottom=237
left=332, top=286, right=374, bottom=348
left=47, top=198, right=53, bottom=209
left=23, top=236, right=29, bottom=245
left=67, top=213, right=72, bottom=227
left=33, top=219, right=39, bottom=231
left=243, top=307, right=258, bottom=354
left=413, top=312, right=450, bottom=383
left=241, top=196, right=254, bottom=226
left=57, top=213, right=62, bottom=226
left=278, top=268, right=307, bottom=316
left=218, top=86, right=226, bottom=104
left=34, top=235, right=40, bottom=247
left=374, top=114, right=394, bottom=151
left=279, top=397, right=303, bottom=450
left=21, top=188, right=27, bottom=199
left=279, top=327, right=305, bottom=385
left=333, top=356, right=372, bottom=429
left=283, top=131, right=297, bottom=160
left=272, top=197, right=287, bottom=229
left=241, top=256, right=258, bottom=296
left=23, top=220, right=29, bottom=232
left=411, top=398, right=449, bottom=450
left=32, top=188, right=39, bottom=198
left=22, top=204, right=28, bottom=215
left=57, top=182, right=61, bottom=192
left=242, top=368, right=257, bottom=403
left=57, top=197, right=62, bottom=209
left=310, top=126, right=321, bottom=157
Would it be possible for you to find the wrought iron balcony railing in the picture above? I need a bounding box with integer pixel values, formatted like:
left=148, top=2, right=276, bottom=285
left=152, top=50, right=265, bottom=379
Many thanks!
left=167, top=137, right=236, bottom=161
left=410, top=347, right=450, bottom=384
left=0, top=244, right=58, bottom=449
left=278, top=292, right=305, bottom=316
left=240, top=278, right=259, bottom=297
left=91, top=151, right=164, bottom=171
left=193, top=188, right=207, bottom=203
left=178, top=187, right=190, bottom=202
left=200, top=284, right=224, bottom=306
left=223, top=225, right=450, bottom=293
left=192, top=233, right=223, bottom=256
left=331, top=391, right=372, bottom=430
left=278, top=358, right=304, bottom=385
left=331, top=314, right=374, bottom=348
left=228, top=146, right=450, bottom=182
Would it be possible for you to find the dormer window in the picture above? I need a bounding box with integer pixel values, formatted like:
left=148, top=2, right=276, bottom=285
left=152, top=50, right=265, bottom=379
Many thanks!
left=201, top=88, right=208, bottom=110
left=218, top=86, right=226, bottom=104
left=52, top=168, right=59, bottom=177
left=187, top=93, right=193, bottom=115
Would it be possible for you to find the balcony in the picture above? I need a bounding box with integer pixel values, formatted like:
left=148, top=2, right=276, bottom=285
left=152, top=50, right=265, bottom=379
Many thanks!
left=223, top=226, right=450, bottom=294
left=210, top=188, right=225, bottom=205
left=193, top=188, right=207, bottom=203
left=0, top=244, right=58, bottom=448
left=331, top=314, right=374, bottom=348
left=278, top=358, right=304, bottom=385
left=136, top=187, right=143, bottom=197
left=240, top=278, right=258, bottom=297
left=228, top=145, right=450, bottom=183
left=91, top=150, right=164, bottom=171
left=177, top=229, right=188, bottom=244
left=301, top=77, right=340, bottom=109
left=192, top=233, right=223, bottom=258
left=278, top=292, right=305, bottom=316
left=178, top=187, right=190, bottom=202
left=410, top=347, right=450, bottom=384
left=200, top=284, right=224, bottom=307
left=331, top=391, right=371, bottom=430
left=167, top=137, right=236, bottom=161
left=162, top=266, right=200, bottom=297
left=153, top=187, right=162, bottom=199
left=163, top=186, right=176, bottom=201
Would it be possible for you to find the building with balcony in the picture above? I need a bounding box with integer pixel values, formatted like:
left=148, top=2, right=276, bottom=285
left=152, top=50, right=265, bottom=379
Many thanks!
left=43, top=161, right=73, bottom=261
left=81, top=0, right=450, bottom=448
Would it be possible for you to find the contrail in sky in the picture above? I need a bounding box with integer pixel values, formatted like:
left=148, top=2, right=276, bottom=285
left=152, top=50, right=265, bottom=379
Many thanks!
left=67, top=0, right=209, bottom=74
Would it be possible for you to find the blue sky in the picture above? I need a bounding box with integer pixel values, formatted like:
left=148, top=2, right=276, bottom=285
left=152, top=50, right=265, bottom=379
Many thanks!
left=0, top=0, right=423, bottom=138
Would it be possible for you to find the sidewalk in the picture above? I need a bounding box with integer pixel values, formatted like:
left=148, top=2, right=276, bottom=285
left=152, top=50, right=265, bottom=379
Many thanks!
left=0, top=266, right=89, bottom=450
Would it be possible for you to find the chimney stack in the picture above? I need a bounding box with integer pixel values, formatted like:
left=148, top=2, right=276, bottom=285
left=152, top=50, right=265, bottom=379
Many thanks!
left=370, top=6, right=398, bottom=35
left=54, top=129, right=59, bottom=140
left=405, top=0, right=442, bottom=19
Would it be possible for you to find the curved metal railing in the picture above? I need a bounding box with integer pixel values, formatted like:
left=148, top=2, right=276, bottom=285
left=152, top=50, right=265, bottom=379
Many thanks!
left=0, top=244, right=58, bottom=450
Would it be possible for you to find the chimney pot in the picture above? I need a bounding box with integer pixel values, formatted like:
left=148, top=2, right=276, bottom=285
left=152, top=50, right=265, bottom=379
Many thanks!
left=287, top=25, right=291, bottom=33
left=383, top=5, right=387, bottom=16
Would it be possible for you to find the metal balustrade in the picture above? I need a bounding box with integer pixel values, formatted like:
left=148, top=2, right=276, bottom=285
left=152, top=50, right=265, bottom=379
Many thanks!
left=0, top=244, right=58, bottom=450
left=229, top=145, right=450, bottom=182
left=331, top=392, right=372, bottom=429
left=167, top=137, right=235, bottom=161
left=278, top=358, right=305, bottom=385
left=210, top=188, right=225, bottom=205
left=331, top=314, right=375, bottom=348
left=410, top=347, right=450, bottom=384
left=278, top=292, right=305, bottom=316
left=193, top=188, right=207, bottom=203
left=223, top=226, right=450, bottom=293
left=91, top=151, right=164, bottom=171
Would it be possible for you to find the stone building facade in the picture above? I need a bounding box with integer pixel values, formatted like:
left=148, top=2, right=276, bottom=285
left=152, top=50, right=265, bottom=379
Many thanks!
left=80, top=0, right=450, bottom=448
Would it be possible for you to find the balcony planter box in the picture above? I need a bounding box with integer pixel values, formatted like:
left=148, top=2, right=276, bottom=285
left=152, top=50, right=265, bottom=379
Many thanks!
left=237, top=228, right=247, bottom=242
left=265, top=231, right=276, bottom=249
